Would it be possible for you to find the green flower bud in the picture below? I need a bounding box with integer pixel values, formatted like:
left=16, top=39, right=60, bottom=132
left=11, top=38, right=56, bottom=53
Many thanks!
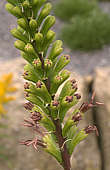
left=17, top=26, right=29, bottom=40
left=5, top=3, right=14, bottom=14
left=26, top=93, right=49, bottom=114
left=33, top=58, right=41, bottom=69
left=67, top=126, right=78, bottom=141
left=41, top=15, right=55, bottom=35
left=40, top=114, right=56, bottom=131
left=50, top=40, right=63, bottom=51
left=60, top=69, right=70, bottom=80
left=34, top=80, right=52, bottom=103
left=32, top=0, right=39, bottom=6
left=37, top=0, right=47, bottom=9
left=6, top=3, right=22, bottom=18
left=50, top=75, right=62, bottom=94
left=21, top=51, right=35, bottom=63
left=54, top=55, right=70, bottom=74
left=50, top=69, right=70, bottom=95
left=68, top=130, right=88, bottom=155
left=66, top=125, right=78, bottom=150
left=59, top=95, right=79, bottom=122
left=32, top=0, right=46, bottom=18
left=14, top=40, right=25, bottom=51
left=13, top=6, right=22, bottom=17
left=59, top=79, right=77, bottom=101
left=44, top=59, right=53, bottom=69
left=29, top=19, right=37, bottom=32
left=17, top=18, right=28, bottom=31
left=22, top=0, right=31, bottom=17
left=62, top=119, right=75, bottom=137
left=38, top=0, right=47, bottom=5
left=23, top=64, right=40, bottom=83
left=53, top=48, right=63, bottom=60
left=35, top=32, right=43, bottom=52
left=31, top=0, right=39, bottom=18
left=32, top=59, right=44, bottom=78
left=43, top=135, right=62, bottom=164
left=11, top=28, right=28, bottom=43
left=17, top=25, right=25, bottom=33
left=24, top=43, right=37, bottom=57
left=7, top=0, right=17, bottom=6
left=44, top=59, right=53, bottom=76
left=32, top=106, right=55, bottom=131
left=48, top=40, right=63, bottom=61
left=37, top=3, right=52, bottom=27
left=46, top=30, right=56, bottom=42
left=22, top=0, right=30, bottom=9
left=42, top=30, right=55, bottom=51
left=25, top=81, right=51, bottom=103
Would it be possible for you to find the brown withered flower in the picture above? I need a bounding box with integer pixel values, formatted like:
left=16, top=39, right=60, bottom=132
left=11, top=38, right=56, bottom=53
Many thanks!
left=84, top=125, right=99, bottom=136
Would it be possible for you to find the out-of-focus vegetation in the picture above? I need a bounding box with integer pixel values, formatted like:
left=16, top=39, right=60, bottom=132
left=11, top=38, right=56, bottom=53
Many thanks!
left=0, top=73, right=16, bottom=166
left=0, top=73, right=17, bottom=115
left=61, top=10, right=110, bottom=51
left=99, top=0, right=110, bottom=1
left=55, top=0, right=110, bottom=51
left=55, top=0, right=97, bottom=21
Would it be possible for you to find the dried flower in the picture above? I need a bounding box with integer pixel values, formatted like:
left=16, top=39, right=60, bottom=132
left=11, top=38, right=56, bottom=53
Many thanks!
left=84, top=125, right=99, bottom=136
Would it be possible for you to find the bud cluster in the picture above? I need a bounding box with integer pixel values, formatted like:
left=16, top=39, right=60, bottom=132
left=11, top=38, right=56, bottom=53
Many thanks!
left=6, top=1, right=101, bottom=170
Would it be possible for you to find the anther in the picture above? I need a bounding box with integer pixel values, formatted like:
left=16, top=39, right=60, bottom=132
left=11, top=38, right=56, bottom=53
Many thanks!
left=24, top=82, right=30, bottom=89
left=66, top=96, right=73, bottom=103
left=52, top=101, right=59, bottom=107
left=36, top=81, right=42, bottom=88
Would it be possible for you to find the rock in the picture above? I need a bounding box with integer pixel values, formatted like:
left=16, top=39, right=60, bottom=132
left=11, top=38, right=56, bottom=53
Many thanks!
left=93, top=67, right=110, bottom=170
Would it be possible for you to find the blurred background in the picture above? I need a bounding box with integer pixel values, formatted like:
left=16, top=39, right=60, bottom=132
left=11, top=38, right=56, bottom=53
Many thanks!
left=0, top=0, right=110, bottom=170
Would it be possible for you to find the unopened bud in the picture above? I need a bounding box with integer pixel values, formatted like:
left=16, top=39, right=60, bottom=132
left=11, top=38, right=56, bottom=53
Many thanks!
left=17, top=18, right=28, bottom=30
left=29, top=19, right=37, bottom=32
left=24, top=43, right=36, bottom=55
left=54, top=54, right=70, bottom=74
left=22, top=0, right=30, bottom=9
left=41, top=15, right=56, bottom=35
left=14, top=40, right=25, bottom=51
left=37, top=3, right=52, bottom=27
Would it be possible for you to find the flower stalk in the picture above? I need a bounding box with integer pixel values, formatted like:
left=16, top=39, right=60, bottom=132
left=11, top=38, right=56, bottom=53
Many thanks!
left=5, top=1, right=102, bottom=169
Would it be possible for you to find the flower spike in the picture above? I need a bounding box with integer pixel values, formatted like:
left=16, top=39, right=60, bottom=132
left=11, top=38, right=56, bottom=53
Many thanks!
left=6, top=1, right=102, bottom=169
